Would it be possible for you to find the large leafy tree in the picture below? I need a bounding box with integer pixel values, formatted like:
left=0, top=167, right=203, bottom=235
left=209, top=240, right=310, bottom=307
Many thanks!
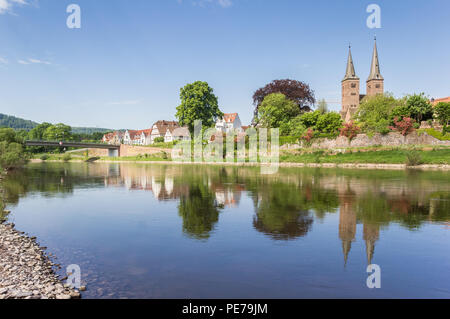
left=28, top=122, right=53, bottom=140
left=406, top=93, right=433, bottom=123
left=257, top=93, right=300, bottom=129
left=42, top=123, right=73, bottom=141
left=176, top=81, right=223, bottom=133
left=434, top=102, right=450, bottom=132
left=252, top=79, right=315, bottom=125
left=355, top=93, right=403, bottom=134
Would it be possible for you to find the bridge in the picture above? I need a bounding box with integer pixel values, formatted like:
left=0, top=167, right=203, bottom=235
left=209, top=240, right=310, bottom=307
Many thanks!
left=25, top=141, right=120, bottom=157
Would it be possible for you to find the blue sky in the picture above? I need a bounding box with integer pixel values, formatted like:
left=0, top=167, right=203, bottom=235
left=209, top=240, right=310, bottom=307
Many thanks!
left=1, top=0, right=449, bottom=129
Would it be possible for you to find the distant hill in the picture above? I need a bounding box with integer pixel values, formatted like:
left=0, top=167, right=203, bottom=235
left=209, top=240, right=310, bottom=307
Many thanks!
left=0, top=113, right=38, bottom=131
left=71, top=127, right=112, bottom=134
left=0, top=113, right=112, bottom=134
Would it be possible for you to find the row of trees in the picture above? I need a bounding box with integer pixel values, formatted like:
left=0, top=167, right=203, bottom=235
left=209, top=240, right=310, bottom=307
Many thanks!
left=354, top=93, right=449, bottom=135
left=252, top=80, right=449, bottom=140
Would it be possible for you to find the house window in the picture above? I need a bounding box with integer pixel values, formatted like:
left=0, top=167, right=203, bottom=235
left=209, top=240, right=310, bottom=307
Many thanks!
left=376, top=84, right=381, bottom=89
left=351, top=83, right=356, bottom=88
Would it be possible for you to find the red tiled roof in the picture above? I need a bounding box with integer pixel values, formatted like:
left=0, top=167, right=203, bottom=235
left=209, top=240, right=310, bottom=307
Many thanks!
left=152, top=121, right=179, bottom=135
left=223, top=113, right=238, bottom=123
left=431, top=97, right=450, bottom=106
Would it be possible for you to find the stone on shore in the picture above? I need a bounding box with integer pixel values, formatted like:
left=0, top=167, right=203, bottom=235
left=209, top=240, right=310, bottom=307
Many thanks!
left=0, top=223, right=82, bottom=299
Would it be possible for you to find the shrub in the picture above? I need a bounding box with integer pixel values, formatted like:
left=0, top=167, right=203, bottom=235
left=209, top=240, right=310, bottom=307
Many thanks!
left=405, top=150, right=423, bottom=166
left=301, top=128, right=314, bottom=144
left=390, top=117, right=415, bottom=136
left=315, top=112, right=343, bottom=134
left=418, top=128, right=450, bottom=141
left=340, top=121, right=360, bottom=141
left=62, top=153, right=71, bottom=162
left=0, top=141, right=27, bottom=170
left=299, top=110, right=321, bottom=128
left=390, top=105, right=411, bottom=123
left=282, top=116, right=306, bottom=137
left=40, top=154, right=50, bottom=161
left=434, top=102, right=450, bottom=132
left=154, top=137, right=165, bottom=143
left=279, top=136, right=301, bottom=146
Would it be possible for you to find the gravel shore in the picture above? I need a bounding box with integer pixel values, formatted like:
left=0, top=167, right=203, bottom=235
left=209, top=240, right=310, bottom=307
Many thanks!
left=0, top=222, right=82, bottom=299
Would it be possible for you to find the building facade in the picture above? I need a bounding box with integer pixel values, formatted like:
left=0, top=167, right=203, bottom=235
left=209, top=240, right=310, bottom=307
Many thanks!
left=216, top=113, right=243, bottom=133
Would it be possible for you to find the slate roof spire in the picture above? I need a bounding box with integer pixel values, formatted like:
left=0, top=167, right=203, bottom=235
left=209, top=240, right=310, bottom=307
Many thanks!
left=367, top=37, right=383, bottom=81
left=343, top=45, right=359, bottom=81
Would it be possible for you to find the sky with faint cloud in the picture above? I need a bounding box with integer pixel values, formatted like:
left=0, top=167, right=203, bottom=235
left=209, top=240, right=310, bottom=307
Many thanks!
left=0, top=0, right=449, bottom=129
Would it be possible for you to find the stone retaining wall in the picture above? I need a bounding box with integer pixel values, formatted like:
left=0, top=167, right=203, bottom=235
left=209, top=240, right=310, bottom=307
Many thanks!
left=282, top=132, right=450, bottom=150
left=119, top=145, right=172, bottom=157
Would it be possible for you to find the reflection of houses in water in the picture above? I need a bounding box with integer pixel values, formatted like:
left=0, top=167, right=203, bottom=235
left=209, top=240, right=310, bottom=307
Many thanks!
left=103, top=164, right=187, bottom=201
left=213, top=184, right=243, bottom=208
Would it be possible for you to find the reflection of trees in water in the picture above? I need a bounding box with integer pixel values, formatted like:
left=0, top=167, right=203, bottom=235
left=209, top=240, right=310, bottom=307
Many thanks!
left=2, top=163, right=450, bottom=241
left=1, top=163, right=106, bottom=206
left=178, top=181, right=222, bottom=240
left=250, top=182, right=317, bottom=240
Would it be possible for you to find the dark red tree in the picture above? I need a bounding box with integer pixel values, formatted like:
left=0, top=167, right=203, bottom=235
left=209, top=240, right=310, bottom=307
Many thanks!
left=252, top=79, right=315, bottom=125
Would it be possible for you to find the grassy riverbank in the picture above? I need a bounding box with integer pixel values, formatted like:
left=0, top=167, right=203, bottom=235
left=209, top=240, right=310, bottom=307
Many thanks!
left=31, top=145, right=450, bottom=167
left=280, top=147, right=450, bottom=165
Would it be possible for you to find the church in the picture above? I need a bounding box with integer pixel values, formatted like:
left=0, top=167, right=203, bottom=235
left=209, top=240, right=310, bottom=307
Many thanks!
left=340, top=39, right=384, bottom=122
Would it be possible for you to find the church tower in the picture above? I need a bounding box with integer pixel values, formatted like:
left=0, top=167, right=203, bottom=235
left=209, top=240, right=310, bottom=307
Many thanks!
left=366, top=38, right=384, bottom=96
left=340, top=46, right=360, bottom=122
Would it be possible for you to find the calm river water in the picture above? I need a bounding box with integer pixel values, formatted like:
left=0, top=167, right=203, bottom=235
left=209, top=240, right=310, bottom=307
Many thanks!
left=2, top=163, right=450, bottom=298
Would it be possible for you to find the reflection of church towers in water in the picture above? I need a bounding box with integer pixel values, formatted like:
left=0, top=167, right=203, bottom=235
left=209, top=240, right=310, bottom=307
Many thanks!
left=338, top=198, right=380, bottom=265
left=363, top=223, right=380, bottom=265
left=339, top=197, right=356, bottom=266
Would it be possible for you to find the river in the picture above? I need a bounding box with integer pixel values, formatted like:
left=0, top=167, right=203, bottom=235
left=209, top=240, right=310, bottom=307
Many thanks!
left=2, top=162, right=449, bottom=298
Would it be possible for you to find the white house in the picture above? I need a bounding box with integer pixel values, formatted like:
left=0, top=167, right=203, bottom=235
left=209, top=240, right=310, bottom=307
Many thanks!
left=151, top=121, right=179, bottom=143
left=123, top=130, right=138, bottom=145
left=165, top=126, right=190, bottom=143
left=124, top=129, right=152, bottom=145
left=216, top=113, right=243, bottom=133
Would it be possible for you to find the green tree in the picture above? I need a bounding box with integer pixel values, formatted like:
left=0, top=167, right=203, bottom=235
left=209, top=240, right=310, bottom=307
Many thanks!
left=0, top=128, right=27, bottom=170
left=257, top=93, right=300, bottom=130
left=281, top=115, right=306, bottom=137
left=28, top=122, right=52, bottom=140
left=0, top=128, right=21, bottom=144
left=434, top=102, right=450, bottom=131
left=42, top=123, right=72, bottom=141
left=355, top=93, right=403, bottom=134
left=315, top=112, right=343, bottom=134
left=390, top=104, right=411, bottom=123
left=406, top=93, right=433, bottom=123
left=176, top=81, right=223, bottom=133
left=316, top=99, right=328, bottom=114
left=299, top=110, right=321, bottom=128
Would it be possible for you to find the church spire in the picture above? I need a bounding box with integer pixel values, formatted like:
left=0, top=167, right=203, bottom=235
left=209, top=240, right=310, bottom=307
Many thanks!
left=367, top=37, right=383, bottom=81
left=343, top=45, right=358, bottom=81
